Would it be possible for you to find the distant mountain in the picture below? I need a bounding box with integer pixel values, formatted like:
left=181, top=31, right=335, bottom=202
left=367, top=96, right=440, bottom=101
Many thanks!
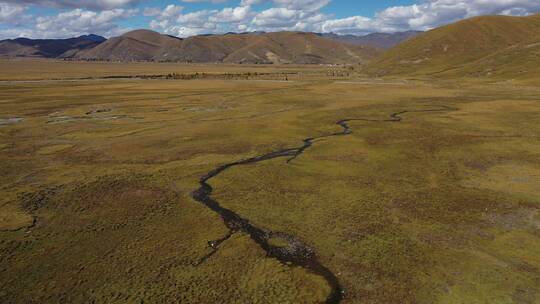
left=367, top=13, right=540, bottom=78
left=0, top=35, right=106, bottom=58
left=74, top=30, right=379, bottom=64
left=321, top=31, right=422, bottom=49
left=79, top=34, right=107, bottom=43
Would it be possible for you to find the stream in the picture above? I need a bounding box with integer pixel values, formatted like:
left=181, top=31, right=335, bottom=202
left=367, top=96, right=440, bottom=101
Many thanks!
left=191, top=106, right=455, bottom=303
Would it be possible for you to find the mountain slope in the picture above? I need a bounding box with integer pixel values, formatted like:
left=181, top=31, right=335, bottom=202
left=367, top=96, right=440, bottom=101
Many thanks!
left=75, top=30, right=378, bottom=64
left=367, top=13, right=540, bottom=77
left=455, top=39, right=540, bottom=79
left=76, top=30, right=183, bottom=62
left=321, top=31, right=422, bottom=49
left=222, top=32, right=378, bottom=64
left=0, top=35, right=106, bottom=58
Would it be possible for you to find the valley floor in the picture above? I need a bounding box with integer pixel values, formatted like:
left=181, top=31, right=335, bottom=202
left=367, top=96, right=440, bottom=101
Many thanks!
left=0, top=61, right=539, bottom=303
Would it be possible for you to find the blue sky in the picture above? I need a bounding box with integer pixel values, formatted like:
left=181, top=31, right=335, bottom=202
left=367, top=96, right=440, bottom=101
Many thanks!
left=317, top=0, right=418, bottom=18
left=1, top=0, right=539, bottom=39
left=119, top=0, right=418, bottom=30
left=132, top=0, right=418, bottom=18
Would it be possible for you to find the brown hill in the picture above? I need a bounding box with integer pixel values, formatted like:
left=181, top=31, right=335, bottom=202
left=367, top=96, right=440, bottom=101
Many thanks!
left=367, top=13, right=540, bottom=78
left=0, top=35, right=106, bottom=58
left=75, top=30, right=378, bottom=64
left=75, top=30, right=181, bottom=62
left=321, top=31, right=422, bottom=49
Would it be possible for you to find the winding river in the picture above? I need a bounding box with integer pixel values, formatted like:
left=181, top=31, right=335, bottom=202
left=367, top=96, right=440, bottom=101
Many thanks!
left=191, top=106, right=455, bottom=303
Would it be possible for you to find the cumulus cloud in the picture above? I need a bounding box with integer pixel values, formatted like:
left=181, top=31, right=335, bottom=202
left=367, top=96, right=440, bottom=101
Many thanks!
left=248, top=7, right=324, bottom=33
left=33, top=8, right=137, bottom=38
left=273, top=0, right=330, bottom=12
left=0, top=0, right=140, bottom=10
left=1, top=0, right=540, bottom=40
left=144, top=4, right=183, bottom=19
left=182, top=0, right=225, bottom=3
left=0, top=6, right=136, bottom=39
left=323, top=0, right=540, bottom=34
left=252, top=8, right=300, bottom=28
left=0, top=2, right=31, bottom=26
left=149, top=9, right=218, bottom=37
left=147, top=4, right=255, bottom=37
left=145, top=0, right=333, bottom=37
left=146, top=0, right=540, bottom=38
left=210, top=6, right=251, bottom=23
left=240, top=0, right=264, bottom=6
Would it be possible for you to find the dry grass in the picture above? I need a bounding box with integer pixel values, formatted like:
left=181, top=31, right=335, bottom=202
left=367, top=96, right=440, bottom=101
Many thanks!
left=0, top=60, right=539, bottom=303
left=367, top=13, right=540, bottom=83
left=0, top=59, right=333, bottom=81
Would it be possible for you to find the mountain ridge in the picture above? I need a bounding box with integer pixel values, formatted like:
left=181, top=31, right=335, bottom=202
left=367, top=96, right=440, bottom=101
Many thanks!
left=320, top=31, right=422, bottom=49
left=73, top=30, right=379, bottom=64
left=367, top=13, right=540, bottom=78
left=0, top=35, right=106, bottom=58
left=0, top=30, right=420, bottom=64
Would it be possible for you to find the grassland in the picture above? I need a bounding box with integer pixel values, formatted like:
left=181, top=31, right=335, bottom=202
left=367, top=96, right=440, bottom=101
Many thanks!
left=0, top=60, right=539, bottom=303
left=0, top=59, right=335, bottom=81
left=367, top=13, right=540, bottom=84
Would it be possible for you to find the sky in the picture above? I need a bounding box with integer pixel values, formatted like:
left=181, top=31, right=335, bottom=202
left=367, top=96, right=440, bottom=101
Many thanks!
left=1, top=0, right=540, bottom=39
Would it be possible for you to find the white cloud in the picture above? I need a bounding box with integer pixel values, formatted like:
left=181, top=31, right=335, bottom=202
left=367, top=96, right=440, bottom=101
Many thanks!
left=240, top=0, right=264, bottom=6
left=210, top=6, right=251, bottom=23
left=273, top=0, right=330, bottom=12
left=145, top=0, right=540, bottom=38
left=33, top=8, right=137, bottom=38
left=0, top=0, right=140, bottom=10
left=149, top=9, right=218, bottom=37
left=252, top=8, right=300, bottom=28
left=145, top=4, right=183, bottom=19
left=0, top=7, right=136, bottom=39
left=147, top=4, right=255, bottom=37
left=322, top=0, right=540, bottom=35
left=2, top=0, right=540, bottom=40
left=0, top=2, right=30, bottom=26
left=182, top=0, right=225, bottom=3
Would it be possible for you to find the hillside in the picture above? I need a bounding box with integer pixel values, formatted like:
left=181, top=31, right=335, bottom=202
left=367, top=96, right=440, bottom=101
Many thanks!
left=75, top=30, right=378, bottom=64
left=321, top=31, right=422, bottom=49
left=0, top=35, right=106, bottom=58
left=367, top=13, right=540, bottom=78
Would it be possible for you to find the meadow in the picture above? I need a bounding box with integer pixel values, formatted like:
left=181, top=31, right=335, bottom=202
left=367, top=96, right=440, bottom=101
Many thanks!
left=0, top=60, right=539, bottom=303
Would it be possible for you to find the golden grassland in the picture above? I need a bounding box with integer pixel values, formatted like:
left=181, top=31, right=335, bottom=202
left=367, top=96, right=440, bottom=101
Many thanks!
left=366, top=14, right=540, bottom=84
left=0, top=59, right=334, bottom=81
left=0, top=60, right=539, bottom=303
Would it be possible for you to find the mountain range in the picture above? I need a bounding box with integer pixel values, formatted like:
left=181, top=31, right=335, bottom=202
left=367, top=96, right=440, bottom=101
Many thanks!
left=0, top=12, right=539, bottom=79
left=0, top=34, right=105, bottom=58
left=73, top=30, right=379, bottom=64
left=0, top=30, right=416, bottom=64
left=367, top=13, right=540, bottom=79
left=320, top=31, right=422, bottom=49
